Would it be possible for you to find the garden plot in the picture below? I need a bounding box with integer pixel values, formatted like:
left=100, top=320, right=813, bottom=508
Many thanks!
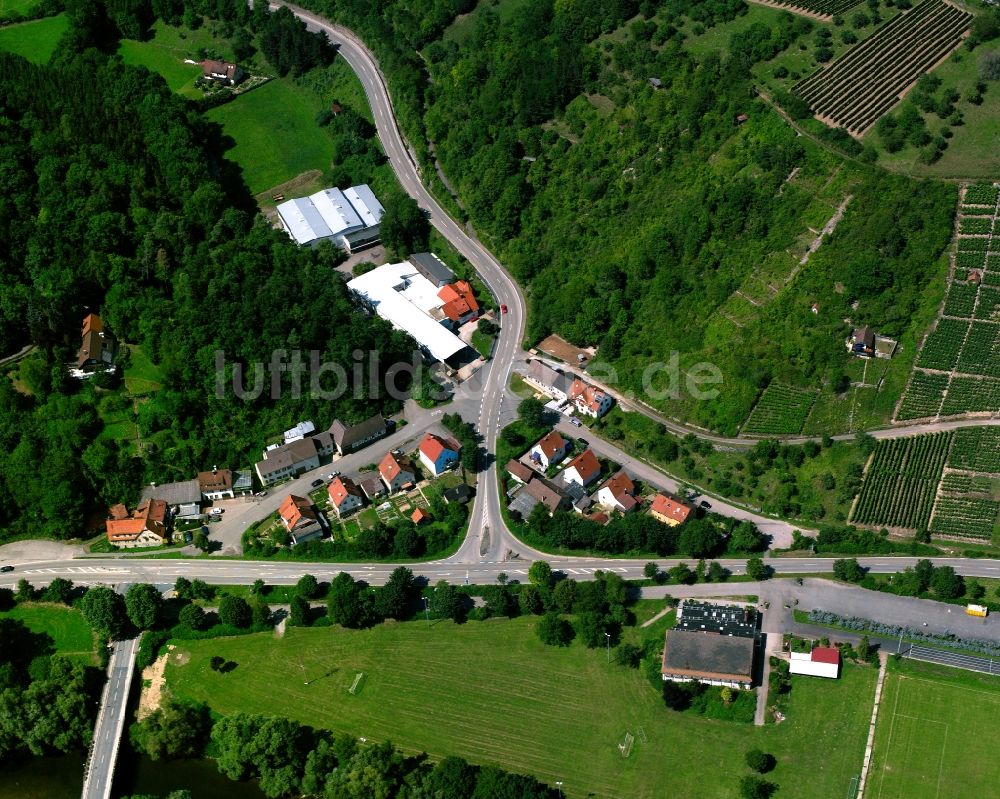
left=741, top=382, right=817, bottom=435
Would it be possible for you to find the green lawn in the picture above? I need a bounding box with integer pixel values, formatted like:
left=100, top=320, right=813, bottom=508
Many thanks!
left=124, top=344, right=164, bottom=396
left=0, top=602, right=96, bottom=663
left=207, top=78, right=333, bottom=194
left=166, top=618, right=875, bottom=799
left=869, top=658, right=1000, bottom=799
left=0, top=13, right=67, bottom=63
left=117, top=21, right=237, bottom=97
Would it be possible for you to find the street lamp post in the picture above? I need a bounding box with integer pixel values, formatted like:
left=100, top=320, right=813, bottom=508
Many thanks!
left=604, top=631, right=611, bottom=663
left=423, top=596, right=429, bottom=625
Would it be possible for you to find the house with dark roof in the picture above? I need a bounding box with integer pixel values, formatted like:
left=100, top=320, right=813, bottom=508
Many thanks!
left=198, top=468, right=234, bottom=501
left=650, top=493, right=692, bottom=527
left=328, top=477, right=364, bottom=517
left=140, top=479, right=202, bottom=508
left=529, top=431, right=569, bottom=469
left=660, top=601, right=758, bottom=688
left=409, top=252, right=455, bottom=287
left=329, top=414, right=387, bottom=455
left=419, top=432, right=461, bottom=476
left=561, top=449, right=601, bottom=488
left=76, top=313, right=117, bottom=373
left=106, top=499, right=168, bottom=548
left=443, top=484, right=473, bottom=504
left=848, top=327, right=896, bottom=360
left=505, top=459, right=535, bottom=485
left=358, top=474, right=387, bottom=501
left=512, top=476, right=569, bottom=517
left=379, top=452, right=416, bottom=493
left=524, top=360, right=573, bottom=402
left=200, top=59, right=244, bottom=85
left=597, top=471, right=637, bottom=513
left=255, top=438, right=322, bottom=487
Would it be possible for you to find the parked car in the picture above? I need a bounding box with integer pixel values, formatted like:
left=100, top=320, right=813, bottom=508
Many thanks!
left=311, top=478, right=324, bottom=488
left=326, top=471, right=340, bottom=480
left=699, top=500, right=712, bottom=510
left=570, top=417, right=582, bottom=427
left=500, top=304, right=508, bottom=314
left=255, top=490, right=267, bottom=497
left=210, top=508, right=224, bottom=516
left=0, top=565, right=13, bottom=573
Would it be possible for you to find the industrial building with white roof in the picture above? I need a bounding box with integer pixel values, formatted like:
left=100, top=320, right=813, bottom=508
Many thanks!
left=276, top=184, right=385, bottom=251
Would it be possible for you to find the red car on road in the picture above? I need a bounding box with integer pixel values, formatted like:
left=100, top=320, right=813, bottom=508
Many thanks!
left=500, top=304, right=508, bottom=314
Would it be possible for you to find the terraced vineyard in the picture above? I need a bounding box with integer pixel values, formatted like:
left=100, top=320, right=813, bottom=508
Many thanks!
left=742, top=382, right=816, bottom=435
left=749, top=0, right=863, bottom=21
left=850, top=433, right=951, bottom=530
left=897, top=185, right=1000, bottom=420
left=929, top=496, right=999, bottom=540
left=896, top=371, right=948, bottom=420
left=947, top=428, right=1000, bottom=472
left=794, top=0, right=974, bottom=134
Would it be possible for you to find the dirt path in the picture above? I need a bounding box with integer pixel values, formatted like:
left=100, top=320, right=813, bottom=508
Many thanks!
left=136, top=646, right=173, bottom=720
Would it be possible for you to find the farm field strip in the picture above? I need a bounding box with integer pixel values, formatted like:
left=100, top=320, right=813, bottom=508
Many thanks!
left=895, top=371, right=948, bottom=421
left=748, top=0, right=862, bottom=20
left=794, top=0, right=973, bottom=134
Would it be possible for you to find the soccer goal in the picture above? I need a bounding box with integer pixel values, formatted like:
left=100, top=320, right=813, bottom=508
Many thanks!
left=618, top=732, right=634, bottom=758
left=348, top=672, right=365, bottom=695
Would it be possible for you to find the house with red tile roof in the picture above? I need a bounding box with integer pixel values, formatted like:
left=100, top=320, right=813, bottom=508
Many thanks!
left=106, top=499, right=167, bottom=548
left=418, top=432, right=461, bottom=476
left=505, top=459, right=535, bottom=485
left=529, top=431, right=569, bottom=469
left=561, top=449, right=601, bottom=487
left=568, top=379, right=614, bottom=418
left=379, top=452, right=416, bottom=493
left=649, top=493, right=692, bottom=527
left=278, top=494, right=324, bottom=545
left=327, top=477, right=364, bottom=517
left=411, top=507, right=429, bottom=525
left=436, top=280, right=479, bottom=325
left=597, top=471, right=638, bottom=513
left=77, top=313, right=117, bottom=373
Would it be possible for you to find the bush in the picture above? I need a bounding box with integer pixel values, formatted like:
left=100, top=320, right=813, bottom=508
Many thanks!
left=536, top=613, right=574, bottom=646
left=745, top=749, right=776, bottom=773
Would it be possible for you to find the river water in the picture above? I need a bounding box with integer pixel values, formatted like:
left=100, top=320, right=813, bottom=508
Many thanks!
left=0, top=753, right=266, bottom=799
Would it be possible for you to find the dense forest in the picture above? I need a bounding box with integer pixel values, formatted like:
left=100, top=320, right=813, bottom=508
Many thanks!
left=0, top=1, right=416, bottom=539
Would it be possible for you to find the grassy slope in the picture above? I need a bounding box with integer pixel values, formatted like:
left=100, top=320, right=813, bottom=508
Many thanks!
left=116, top=21, right=236, bottom=97
left=0, top=0, right=40, bottom=15
left=166, top=617, right=876, bottom=799
left=0, top=603, right=96, bottom=663
left=868, top=658, right=1000, bottom=799
left=0, top=14, right=67, bottom=64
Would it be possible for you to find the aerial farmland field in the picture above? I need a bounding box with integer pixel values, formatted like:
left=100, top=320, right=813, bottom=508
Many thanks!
left=794, top=0, right=974, bottom=134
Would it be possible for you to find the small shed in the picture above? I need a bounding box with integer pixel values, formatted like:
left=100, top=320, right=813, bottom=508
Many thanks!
left=789, top=646, right=840, bottom=679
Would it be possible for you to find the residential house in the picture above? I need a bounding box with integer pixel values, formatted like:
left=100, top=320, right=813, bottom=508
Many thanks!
left=419, top=432, right=461, bottom=476
left=76, top=313, right=117, bottom=373
left=233, top=470, right=253, bottom=496
left=529, top=431, right=569, bottom=470
left=568, top=379, right=614, bottom=418
left=597, top=471, right=638, bottom=513
left=848, top=326, right=896, bottom=360
left=411, top=508, right=429, bottom=525
left=443, top=484, right=473, bottom=504
left=650, top=493, right=692, bottom=527
left=505, top=459, right=535, bottom=485
left=562, top=449, right=601, bottom=488
left=789, top=647, right=840, bottom=679
left=200, top=59, right=244, bottom=85
left=358, top=474, right=387, bottom=501
left=198, top=468, right=234, bottom=501
left=278, top=494, right=324, bottom=547
left=437, top=281, right=479, bottom=327
left=255, top=438, right=322, bottom=487
left=525, top=477, right=570, bottom=516
left=106, top=500, right=167, bottom=548
left=329, top=414, right=387, bottom=455
left=328, top=477, right=364, bottom=517
left=524, top=360, right=572, bottom=402
left=409, top=252, right=455, bottom=288
left=379, top=452, right=416, bottom=493
left=141, top=479, right=202, bottom=509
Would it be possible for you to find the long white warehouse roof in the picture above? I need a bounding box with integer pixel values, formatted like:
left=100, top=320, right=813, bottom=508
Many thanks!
left=276, top=185, right=384, bottom=246
left=348, top=261, right=468, bottom=362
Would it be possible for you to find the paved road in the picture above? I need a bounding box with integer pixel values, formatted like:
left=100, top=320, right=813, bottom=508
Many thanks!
left=81, top=634, right=140, bottom=799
